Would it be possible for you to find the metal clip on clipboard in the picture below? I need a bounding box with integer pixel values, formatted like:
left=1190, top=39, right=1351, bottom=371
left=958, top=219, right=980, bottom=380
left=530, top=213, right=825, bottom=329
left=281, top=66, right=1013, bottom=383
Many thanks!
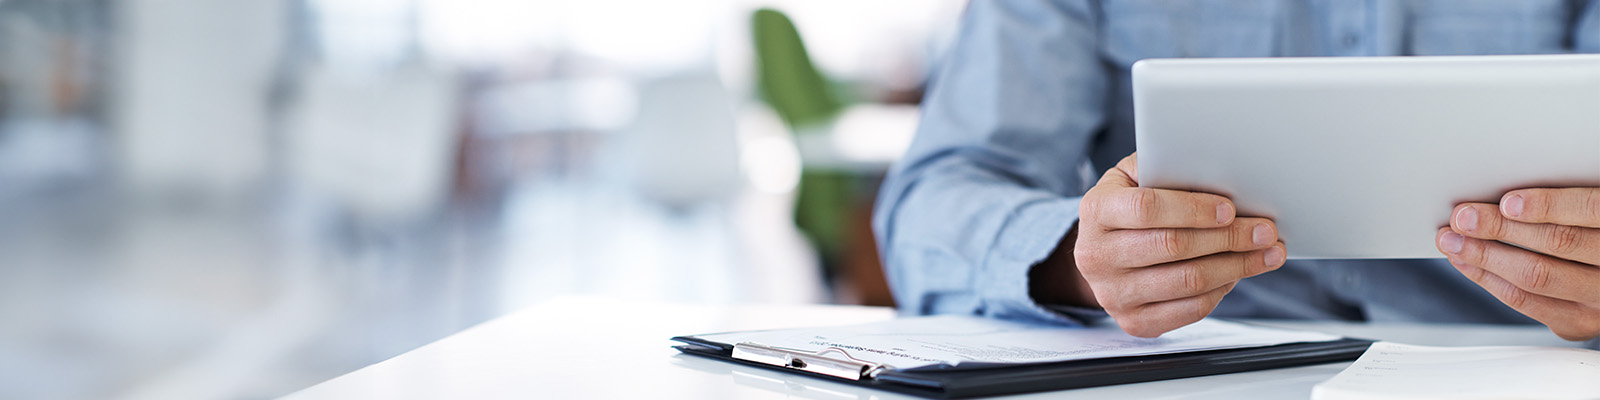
left=731, top=342, right=886, bottom=380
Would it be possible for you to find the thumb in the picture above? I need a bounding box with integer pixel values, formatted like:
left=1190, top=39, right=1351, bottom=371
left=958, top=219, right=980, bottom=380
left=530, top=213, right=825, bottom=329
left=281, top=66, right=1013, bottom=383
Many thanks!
left=1100, top=153, right=1140, bottom=188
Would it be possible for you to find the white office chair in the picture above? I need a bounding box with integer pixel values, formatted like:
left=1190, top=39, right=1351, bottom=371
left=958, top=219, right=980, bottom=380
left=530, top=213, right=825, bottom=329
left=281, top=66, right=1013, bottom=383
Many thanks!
left=617, top=74, right=743, bottom=210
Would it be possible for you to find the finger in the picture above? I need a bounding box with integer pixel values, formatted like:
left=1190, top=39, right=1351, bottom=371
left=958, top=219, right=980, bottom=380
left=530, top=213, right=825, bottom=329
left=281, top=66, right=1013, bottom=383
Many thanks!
left=1119, top=153, right=1140, bottom=183
left=1087, top=187, right=1235, bottom=230
left=1501, top=188, right=1600, bottom=228
left=1450, top=203, right=1600, bottom=265
left=1116, top=282, right=1237, bottom=338
left=1104, top=218, right=1278, bottom=267
left=1109, top=243, right=1286, bottom=306
left=1085, top=153, right=1235, bottom=230
left=1437, top=227, right=1600, bottom=305
left=1445, top=259, right=1600, bottom=341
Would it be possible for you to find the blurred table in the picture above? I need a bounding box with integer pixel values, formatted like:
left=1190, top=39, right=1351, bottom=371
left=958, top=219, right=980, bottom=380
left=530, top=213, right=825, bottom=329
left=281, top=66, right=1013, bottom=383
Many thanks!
left=282, top=297, right=1581, bottom=400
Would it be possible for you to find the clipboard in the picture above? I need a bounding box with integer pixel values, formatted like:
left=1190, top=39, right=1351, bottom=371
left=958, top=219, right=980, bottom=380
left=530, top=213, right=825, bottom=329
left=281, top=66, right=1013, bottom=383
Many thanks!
left=672, top=329, right=1372, bottom=399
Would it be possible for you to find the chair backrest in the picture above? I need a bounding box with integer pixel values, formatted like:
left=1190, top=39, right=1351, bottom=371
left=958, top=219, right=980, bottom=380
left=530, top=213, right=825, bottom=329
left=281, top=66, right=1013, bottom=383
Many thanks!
left=751, top=8, right=842, bottom=130
left=621, top=74, right=742, bottom=208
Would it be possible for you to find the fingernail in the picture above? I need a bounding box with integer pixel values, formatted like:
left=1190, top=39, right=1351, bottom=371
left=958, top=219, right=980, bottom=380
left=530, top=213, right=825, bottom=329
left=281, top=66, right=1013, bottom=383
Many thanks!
left=1252, top=224, right=1272, bottom=246
left=1263, top=246, right=1285, bottom=267
left=1216, top=203, right=1232, bottom=225
left=1440, top=231, right=1464, bottom=254
left=1455, top=207, right=1478, bottom=233
left=1503, top=194, right=1524, bottom=218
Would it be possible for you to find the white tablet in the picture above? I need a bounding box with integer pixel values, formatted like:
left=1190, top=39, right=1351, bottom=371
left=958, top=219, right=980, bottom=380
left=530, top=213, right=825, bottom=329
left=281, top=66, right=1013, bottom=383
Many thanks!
left=1133, top=55, right=1600, bottom=259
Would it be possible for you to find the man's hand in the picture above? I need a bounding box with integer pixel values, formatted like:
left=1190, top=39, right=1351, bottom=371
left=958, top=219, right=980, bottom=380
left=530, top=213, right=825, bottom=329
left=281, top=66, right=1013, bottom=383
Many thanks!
left=1069, top=154, right=1287, bottom=337
left=1437, top=188, right=1600, bottom=341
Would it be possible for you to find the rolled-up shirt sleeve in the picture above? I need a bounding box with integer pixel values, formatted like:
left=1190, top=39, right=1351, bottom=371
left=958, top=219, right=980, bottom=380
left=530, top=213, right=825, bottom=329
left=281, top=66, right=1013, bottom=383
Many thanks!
left=1577, top=0, right=1600, bottom=52
left=872, top=0, right=1110, bottom=325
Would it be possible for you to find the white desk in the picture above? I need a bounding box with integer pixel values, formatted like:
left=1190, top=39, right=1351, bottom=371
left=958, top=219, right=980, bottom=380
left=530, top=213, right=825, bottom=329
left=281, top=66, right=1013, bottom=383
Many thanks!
left=283, top=297, right=1580, bottom=399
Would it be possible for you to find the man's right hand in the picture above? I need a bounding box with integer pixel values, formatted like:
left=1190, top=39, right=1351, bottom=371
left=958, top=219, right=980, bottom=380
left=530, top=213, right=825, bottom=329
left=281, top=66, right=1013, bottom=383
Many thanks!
left=1071, top=153, right=1286, bottom=337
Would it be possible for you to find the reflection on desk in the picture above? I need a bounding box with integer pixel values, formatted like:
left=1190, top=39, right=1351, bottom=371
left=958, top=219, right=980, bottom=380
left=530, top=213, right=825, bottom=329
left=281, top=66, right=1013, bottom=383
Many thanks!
left=283, top=297, right=1582, bottom=400
left=671, top=353, right=918, bottom=400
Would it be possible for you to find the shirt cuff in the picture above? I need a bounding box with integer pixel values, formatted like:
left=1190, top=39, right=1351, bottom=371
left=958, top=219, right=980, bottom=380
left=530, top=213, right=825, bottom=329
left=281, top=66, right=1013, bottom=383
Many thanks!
left=976, top=195, right=1103, bottom=326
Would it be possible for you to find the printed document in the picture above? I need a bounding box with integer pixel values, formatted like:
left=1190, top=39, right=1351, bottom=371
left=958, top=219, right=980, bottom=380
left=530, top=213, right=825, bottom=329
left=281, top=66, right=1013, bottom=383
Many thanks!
left=1313, top=341, right=1600, bottom=400
left=694, top=315, right=1341, bottom=369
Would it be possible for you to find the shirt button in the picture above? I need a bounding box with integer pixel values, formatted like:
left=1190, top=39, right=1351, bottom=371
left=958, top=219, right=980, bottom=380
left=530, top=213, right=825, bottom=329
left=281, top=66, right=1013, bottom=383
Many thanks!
left=1342, top=34, right=1360, bottom=47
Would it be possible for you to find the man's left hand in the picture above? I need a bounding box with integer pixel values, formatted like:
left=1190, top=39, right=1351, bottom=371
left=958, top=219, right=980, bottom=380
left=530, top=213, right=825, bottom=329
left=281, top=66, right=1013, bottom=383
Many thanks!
left=1437, top=188, right=1600, bottom=341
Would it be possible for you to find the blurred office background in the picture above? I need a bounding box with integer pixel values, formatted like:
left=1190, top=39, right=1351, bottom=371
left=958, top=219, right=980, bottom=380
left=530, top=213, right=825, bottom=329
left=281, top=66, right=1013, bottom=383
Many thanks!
left=0, top=0, right=963, bottom=398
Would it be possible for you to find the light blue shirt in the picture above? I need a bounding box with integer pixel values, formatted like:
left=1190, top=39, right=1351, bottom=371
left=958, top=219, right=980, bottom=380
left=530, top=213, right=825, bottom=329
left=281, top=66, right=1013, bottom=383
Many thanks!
left=874, top=0, right=1600, bottom=330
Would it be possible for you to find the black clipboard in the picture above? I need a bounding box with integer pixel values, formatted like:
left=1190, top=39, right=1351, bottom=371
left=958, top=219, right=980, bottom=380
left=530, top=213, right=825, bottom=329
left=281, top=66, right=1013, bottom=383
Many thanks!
left=672, top=334, right=1372, bottom=399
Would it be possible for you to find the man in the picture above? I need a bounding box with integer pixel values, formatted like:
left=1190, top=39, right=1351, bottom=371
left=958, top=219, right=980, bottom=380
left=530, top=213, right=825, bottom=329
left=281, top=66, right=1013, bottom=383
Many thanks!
left=873, top=0, right=1600, bottom=343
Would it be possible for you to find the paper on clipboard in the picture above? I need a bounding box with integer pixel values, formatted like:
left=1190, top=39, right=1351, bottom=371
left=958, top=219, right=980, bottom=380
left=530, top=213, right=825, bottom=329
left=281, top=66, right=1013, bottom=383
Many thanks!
left=1312, top=341, right=1600, bottom=400
left=693, top=315, right=1342, bottom=370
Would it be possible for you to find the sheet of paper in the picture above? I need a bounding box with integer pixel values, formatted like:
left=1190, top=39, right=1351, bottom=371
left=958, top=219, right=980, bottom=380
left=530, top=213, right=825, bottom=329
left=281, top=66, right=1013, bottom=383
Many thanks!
left=693, top=315, right=1341, bottom=369
left=1313, top=341, right=1600, bottom=400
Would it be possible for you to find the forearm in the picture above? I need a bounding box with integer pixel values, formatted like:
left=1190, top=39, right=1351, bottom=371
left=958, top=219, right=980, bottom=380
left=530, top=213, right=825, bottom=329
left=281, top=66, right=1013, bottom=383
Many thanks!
left=1028, top=223, right=1099, bottom=309
left=872, top=0, right=1110, bottom=324
left=876, top=156, right=1092, bottom=324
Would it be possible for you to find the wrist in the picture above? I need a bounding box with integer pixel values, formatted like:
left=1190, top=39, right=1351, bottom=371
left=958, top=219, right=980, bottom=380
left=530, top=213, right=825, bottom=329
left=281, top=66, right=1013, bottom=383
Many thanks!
left=1029, top=223, right=1100, bottom=308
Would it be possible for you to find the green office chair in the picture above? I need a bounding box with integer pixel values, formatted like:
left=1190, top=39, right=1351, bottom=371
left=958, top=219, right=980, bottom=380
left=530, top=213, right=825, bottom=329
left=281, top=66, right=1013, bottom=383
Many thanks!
left=752, top=8, right=845, bottom=128
left=751, top=8, right=856, bottom=274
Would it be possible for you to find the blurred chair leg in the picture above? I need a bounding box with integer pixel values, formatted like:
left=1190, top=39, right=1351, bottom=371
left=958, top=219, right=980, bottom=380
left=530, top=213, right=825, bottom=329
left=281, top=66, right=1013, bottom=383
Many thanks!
left=842, top=183, right=894, bottom=307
